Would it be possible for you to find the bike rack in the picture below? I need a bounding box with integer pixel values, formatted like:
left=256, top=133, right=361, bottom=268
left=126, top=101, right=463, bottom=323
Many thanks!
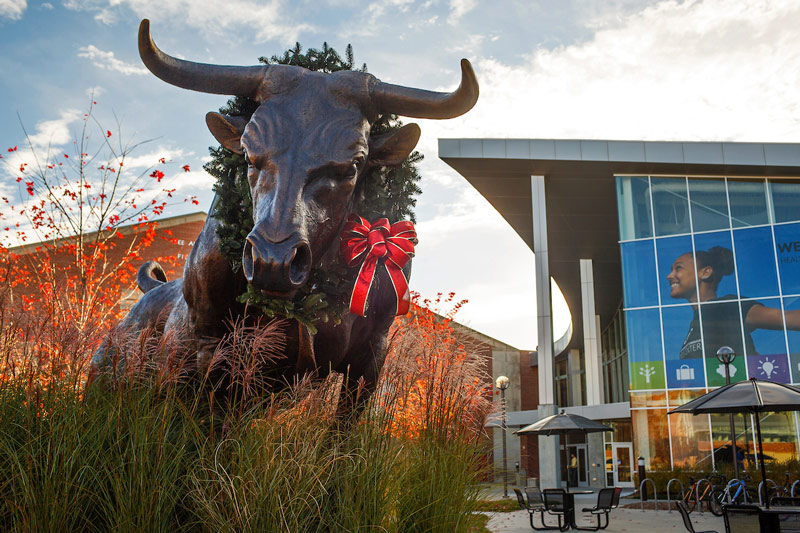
left=666, top=478, right=684, bottom=513
left=792, top=480, right=800, bottom=498
left=640, top=478, right=658, bottom=512
left=694, top=478, right=712, bottom=514
left=723, top=479, right=742, bottom=504
left=758, top=479, right=779, bottom=506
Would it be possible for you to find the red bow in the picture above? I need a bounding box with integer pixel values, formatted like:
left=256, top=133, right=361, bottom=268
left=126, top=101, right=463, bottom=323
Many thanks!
left=340, top=215, right=417, bottom=317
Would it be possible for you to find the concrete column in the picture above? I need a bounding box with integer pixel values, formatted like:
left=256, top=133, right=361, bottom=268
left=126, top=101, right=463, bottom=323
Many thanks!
left=588, top=432, right=607, bottom=488
left=580, top=259, right=604, bottom=406
left=531, top=174, right=560, bottom=488
left=568, top=349, right=582, bottom=406
left=537, top=404, right=562, bottom=488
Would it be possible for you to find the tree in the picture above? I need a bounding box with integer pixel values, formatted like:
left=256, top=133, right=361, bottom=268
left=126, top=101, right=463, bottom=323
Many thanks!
left=0, top=99, right=189, bottom=381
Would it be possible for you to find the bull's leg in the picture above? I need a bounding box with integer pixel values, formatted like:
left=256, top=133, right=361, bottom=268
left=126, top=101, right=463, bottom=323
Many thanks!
left=181, top=214, right=245, bottom=369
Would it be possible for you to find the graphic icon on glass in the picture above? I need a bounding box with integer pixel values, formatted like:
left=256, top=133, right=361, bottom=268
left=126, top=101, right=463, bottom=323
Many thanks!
left=639, top=364, right=657, bottom=384
left=756, top=356, right=778, bottom=379
left=676, top=365, right=695, bottom=381
left=716, top=363, right=736, bottom=379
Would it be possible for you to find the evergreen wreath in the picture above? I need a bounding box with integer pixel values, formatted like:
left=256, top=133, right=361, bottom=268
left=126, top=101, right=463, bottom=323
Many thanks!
left=203, top=43, right=422, bottom=333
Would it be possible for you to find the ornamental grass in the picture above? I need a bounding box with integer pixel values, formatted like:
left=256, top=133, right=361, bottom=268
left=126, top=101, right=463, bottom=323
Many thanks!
left=0, top=296, right=492, bottom=532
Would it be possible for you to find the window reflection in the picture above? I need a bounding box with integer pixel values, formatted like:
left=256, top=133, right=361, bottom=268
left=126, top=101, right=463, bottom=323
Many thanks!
left=652, top=177, right=690, bottom=237
left=626, top=309, right=665, bottom=390
left=621, top=240, right=659, bottom=308
left=656, top=235, right=694, bottom=306
left=774, top=222, right=800, bottom=295
left=734, top=226, right=780, bottom=298
left=689, top=178, right=729, bottom=232
left=770, top=179, right=800, bottom=224
left=616, top=176, right=653, bottom=241
left=728, top=179, right=770, bottom=228
left=671, top=412, right=712, bottom=469
left=632, top=409, right=671, bottom=469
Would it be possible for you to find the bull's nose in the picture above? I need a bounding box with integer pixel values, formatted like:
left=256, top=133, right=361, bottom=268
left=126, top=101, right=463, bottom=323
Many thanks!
left=242, top=231, right=312, bottom=294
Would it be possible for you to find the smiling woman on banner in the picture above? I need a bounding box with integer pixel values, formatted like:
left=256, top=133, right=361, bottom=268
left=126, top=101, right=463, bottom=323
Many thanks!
left=668, top=246, right=800, bottom=360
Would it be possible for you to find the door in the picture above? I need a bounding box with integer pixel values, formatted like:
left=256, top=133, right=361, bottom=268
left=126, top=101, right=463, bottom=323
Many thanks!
left=576, top=445, right=588, bottom=487
left=612, top=443, right=635, bottom=488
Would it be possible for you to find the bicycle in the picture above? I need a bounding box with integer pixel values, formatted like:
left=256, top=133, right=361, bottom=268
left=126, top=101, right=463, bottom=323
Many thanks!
left=681, top=475, right=719, bottom=513
left=708, top=473, right=755, bottom=516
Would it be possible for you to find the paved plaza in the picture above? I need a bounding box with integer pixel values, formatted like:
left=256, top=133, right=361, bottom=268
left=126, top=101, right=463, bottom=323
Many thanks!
left=487, top=507, right=724, bottom=533
left=482, top=489, right=725, bottom=533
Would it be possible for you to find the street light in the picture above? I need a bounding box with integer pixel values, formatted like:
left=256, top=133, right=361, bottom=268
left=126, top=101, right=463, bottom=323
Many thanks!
left=496, top=375, right=510, bottom=498
left=716, top=346, right=740, bottom=481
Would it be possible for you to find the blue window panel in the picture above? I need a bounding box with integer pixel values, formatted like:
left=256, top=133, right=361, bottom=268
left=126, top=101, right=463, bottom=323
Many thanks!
left=621, top=240, right=659, bottom=308
left=662, top=305, right=705, bottom=388
left=693, top=231, right=737, bottom=299
left=625, top=308, right=663, bottom=363
left=745, top=299, right=789, bottom=384
left=733, top=226, right=779, bottom=298
left=728, top=179, right=770, bottom=228
left=652, top=177, right=690, bottom=237
left=689, top=178, right=730, bottom=232
left=656, top=235, right=694, bottom=305
left=784, top=296, right=800, bottom=383
left=769, top=180, right=800, bottom=224
left=701, top=300, right=748, bottom=386
left=616, top=176, right=653, bottom=241
left=744, top=297, right=786, bottom=355
left=774, top=222, right=800, bottom=295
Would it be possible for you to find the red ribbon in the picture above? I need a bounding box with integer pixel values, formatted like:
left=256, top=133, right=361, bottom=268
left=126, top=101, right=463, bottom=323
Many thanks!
left=340, top=214, right=417, bottom=317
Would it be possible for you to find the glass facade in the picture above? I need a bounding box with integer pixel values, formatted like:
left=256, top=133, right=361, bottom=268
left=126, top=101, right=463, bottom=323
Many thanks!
left=617, top=175, right=800, bottom=468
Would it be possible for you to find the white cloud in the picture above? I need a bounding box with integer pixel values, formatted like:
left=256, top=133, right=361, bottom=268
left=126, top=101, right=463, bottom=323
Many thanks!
left=78, top=45, right=149, bottom=76
left=407, top=0, right=800, bottom=349
left=0, top=0, right=26, bottom=20
left=85, top=85, right=105, bottom=98
left=433, top=0, right=800, bottom=143
left=65, top=0, right=313, bottom=45
left=447, top=0, right=476, bottom=25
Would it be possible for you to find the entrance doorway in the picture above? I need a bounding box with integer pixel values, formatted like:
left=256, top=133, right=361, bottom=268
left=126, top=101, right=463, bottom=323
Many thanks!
left=565, top=444, right=589, bottom=487
left=609, top=443, right=634, bottom=488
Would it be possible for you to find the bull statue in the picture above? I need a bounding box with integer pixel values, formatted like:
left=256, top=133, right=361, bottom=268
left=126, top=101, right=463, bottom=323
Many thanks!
left=90, top=20, right=479, bottom=407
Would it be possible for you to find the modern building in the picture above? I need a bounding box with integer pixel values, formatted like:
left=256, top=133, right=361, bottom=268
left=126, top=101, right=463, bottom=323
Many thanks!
left=440, top=138, right=800, bottom=489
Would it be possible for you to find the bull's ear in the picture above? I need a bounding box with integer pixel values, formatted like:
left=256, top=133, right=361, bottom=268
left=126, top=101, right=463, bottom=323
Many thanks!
left=368, top=123, right=421, bottom=167
left=206, top=112, right=249, bottom=154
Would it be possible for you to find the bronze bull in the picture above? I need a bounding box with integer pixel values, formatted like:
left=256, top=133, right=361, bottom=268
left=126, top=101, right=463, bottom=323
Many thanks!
left=90, top=20, right=479, bottom=404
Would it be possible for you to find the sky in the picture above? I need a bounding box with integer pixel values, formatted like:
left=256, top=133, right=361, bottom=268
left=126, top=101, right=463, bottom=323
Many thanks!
left=2, top=0, right=800, bottom=351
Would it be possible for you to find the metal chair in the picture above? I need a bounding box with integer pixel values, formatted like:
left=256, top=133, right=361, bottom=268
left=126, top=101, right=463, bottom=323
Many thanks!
left=542, top=488, right=570, bottom=532
left=676, top=501, right=718, bottom=533
left=721, top=504, right=761, bottom=533
left=770, top=496, right=800, bottom=506
left=515, top=488, right=550, bottom=531
left=575, top=488, right=616, bottom=531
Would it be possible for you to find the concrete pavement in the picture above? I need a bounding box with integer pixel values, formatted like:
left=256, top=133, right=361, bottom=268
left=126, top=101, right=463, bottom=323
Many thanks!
left=486, top=507, right=724, bottom=532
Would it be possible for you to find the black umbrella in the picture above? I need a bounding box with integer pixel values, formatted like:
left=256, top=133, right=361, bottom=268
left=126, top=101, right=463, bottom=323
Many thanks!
left=515, top=411, right=612, bottom=491
left=669, top=378, right=800, bottom=508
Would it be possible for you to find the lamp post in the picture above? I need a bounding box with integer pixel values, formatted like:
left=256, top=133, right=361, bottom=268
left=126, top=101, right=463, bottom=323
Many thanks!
left=716, top=346, right=740, bottom=481
left=496, top=375, right=510, bottom=498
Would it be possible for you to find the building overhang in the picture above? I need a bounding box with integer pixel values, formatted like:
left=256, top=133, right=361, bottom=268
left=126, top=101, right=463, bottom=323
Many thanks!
left=439, top=139, right=800, bottom=352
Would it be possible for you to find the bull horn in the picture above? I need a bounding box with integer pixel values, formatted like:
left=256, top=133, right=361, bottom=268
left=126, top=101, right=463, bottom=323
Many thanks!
left=371, top=59, right=479, bottom=119
left=138, top=19, right=267, bottom=97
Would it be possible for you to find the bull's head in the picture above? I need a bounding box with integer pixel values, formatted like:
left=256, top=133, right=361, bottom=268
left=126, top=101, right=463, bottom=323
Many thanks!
left=138, top=20, right=478, bottom=297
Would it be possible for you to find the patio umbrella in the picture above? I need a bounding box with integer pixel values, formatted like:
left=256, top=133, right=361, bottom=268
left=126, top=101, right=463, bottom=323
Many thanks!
left=515, top=411, right=612, bottom=491
left=668, top=378, right=800, bottom=508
